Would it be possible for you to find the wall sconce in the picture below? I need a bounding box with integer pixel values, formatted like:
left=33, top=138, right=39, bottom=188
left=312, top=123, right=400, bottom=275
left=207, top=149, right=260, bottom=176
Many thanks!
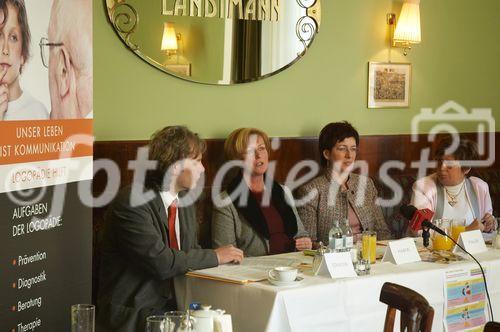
left=387, top=0, right=421, bottom=56
left=161, top=22, right=180, bottom=57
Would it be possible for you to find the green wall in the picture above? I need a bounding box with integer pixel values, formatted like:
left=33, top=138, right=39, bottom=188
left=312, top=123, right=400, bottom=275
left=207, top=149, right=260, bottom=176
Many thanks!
left=130, top=1, right=225, bottom=83
left=95, top=0, right=500, bottom=140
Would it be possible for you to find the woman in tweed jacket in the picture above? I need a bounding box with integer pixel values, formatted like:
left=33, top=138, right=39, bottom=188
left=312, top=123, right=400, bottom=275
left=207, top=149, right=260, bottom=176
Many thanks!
left=296, top=122, right=392, bottom=246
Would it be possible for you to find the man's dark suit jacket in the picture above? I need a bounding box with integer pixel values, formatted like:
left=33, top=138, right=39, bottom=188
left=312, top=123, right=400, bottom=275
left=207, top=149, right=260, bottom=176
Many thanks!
left=96, top=186, right=218, bottom=331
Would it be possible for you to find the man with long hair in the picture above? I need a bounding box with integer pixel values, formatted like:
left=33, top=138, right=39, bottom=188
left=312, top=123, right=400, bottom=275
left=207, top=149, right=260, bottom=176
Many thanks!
left=96, top=126, right=243, bottom=331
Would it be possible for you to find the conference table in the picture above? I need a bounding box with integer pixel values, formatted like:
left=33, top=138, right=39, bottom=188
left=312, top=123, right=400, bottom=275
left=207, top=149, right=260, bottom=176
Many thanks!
left=175, top=248, right=500, bottom=332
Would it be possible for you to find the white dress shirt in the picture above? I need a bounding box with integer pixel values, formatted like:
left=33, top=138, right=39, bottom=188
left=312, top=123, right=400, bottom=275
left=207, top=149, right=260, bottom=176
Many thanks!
left=159, top=191, right=181, bottom=250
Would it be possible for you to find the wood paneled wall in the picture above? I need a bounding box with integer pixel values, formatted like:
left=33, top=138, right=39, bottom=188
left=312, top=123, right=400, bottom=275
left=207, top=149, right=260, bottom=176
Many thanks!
left=93, top=133, right=500, bottom=197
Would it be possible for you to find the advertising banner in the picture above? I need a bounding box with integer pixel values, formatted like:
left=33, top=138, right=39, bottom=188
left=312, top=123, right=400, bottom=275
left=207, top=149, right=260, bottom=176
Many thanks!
left=0, top=0, right=93, bottom=330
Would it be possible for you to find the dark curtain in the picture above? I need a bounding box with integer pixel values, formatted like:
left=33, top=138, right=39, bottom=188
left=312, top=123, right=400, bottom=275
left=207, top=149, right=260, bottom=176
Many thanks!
left=230, top=1, right=262, bottom=82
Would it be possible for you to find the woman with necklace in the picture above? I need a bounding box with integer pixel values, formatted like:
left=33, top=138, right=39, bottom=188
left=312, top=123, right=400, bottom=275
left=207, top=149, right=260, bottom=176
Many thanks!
left=411, top=137, right=496, bottom=232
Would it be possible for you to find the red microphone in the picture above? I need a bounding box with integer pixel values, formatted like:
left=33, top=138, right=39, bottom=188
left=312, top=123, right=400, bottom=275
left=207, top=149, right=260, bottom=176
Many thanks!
left=400, top=205, right=434, bottom=232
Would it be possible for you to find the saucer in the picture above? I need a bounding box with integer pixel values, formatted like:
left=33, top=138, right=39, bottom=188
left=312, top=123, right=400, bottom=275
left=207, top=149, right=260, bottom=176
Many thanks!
left=267, top=276, right=304, bottom=287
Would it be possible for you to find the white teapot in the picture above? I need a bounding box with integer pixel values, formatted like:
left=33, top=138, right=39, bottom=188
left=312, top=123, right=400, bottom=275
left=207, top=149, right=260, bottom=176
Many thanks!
left=191, top=305, right=225, bottom=332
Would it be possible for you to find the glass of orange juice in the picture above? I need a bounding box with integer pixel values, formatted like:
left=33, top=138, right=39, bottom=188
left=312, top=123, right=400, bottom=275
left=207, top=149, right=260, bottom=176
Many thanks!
left=451, top=219, right=466, bottom=242
left=362, top=231, right=377, bottom=264
left=432, top=219, right=454, bottom=251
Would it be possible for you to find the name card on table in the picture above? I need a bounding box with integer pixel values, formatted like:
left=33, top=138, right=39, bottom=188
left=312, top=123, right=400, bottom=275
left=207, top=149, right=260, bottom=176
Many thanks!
left=453, top=230, right=487, bottom=255
left=315, top=252, right=357, bottom=279
left=382, top=238, right=421, bottom=265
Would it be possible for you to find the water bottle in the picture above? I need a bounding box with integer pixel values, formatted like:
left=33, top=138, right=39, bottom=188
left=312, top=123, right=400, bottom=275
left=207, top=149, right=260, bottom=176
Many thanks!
left=328, top=219, right=344, bottom=252
left=343, top=219, right=354, bottom=251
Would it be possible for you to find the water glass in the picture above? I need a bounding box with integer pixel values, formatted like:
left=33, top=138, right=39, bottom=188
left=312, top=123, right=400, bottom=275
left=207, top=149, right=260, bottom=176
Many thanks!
left=355, top=258, right=371, bottom=275
left=71, top=304, right=95, bottom=332
left=494, top=218, right=500, bottom=250
left=146, top=315, right=167, bottom=332
left=354, top=240, right=370, bottom=274
left=165, top=311, right=193, bottom=332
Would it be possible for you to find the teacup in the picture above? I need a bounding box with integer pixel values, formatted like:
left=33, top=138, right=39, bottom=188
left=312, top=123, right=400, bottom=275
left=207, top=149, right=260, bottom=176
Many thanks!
left=268, top=266, right=298, bottom=282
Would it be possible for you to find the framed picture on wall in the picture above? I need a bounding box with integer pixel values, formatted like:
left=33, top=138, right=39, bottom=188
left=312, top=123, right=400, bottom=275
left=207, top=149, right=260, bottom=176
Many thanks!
left=367, top=62, right=412, bottom=108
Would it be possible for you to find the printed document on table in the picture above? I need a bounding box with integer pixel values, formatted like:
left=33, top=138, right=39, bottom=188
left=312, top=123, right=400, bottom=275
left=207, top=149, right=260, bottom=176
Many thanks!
left=444, top=267, right=487, bottom=332
left=187, top=256, right=301, bottom=284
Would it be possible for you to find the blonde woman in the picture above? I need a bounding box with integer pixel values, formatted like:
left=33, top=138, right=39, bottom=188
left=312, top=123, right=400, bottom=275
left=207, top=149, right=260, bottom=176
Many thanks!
left=212, top=128, right=312, bottom=257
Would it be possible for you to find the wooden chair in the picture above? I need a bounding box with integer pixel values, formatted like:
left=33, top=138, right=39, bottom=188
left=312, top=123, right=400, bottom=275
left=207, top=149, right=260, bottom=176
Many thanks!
left=484, top=321, right=500, bottom=332
left=379, top=282, right=434, bottom=332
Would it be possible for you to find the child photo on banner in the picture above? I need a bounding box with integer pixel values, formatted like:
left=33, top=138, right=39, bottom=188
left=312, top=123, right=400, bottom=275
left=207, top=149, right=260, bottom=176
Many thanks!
left=0, top=0, right=92, bottom=121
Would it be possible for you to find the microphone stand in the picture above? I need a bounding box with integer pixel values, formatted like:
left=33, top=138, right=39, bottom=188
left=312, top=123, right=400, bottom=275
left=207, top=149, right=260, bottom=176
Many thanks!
left=425, top=221, right=494, bottom=321
left=422, top=228, right=430, bottom=247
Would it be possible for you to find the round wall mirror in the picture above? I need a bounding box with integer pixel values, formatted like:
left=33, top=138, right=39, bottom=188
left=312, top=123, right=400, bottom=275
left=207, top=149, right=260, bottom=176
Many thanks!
left=106, top=0, right=321, bottom=85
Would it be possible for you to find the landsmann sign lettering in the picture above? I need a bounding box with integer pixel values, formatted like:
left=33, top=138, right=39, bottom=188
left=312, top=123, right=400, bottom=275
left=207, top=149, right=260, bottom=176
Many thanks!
left=162, top=0, right=280, bottom=21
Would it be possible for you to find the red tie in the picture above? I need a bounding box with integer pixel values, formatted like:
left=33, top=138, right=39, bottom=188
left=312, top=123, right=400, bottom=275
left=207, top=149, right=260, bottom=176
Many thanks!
left=168, top=199, right=179, bottom=250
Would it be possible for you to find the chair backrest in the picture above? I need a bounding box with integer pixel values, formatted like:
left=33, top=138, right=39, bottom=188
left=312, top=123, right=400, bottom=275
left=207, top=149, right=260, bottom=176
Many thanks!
left=379, top=282, right=434, bottom=332
left=484, top=321, right=500, bottom=332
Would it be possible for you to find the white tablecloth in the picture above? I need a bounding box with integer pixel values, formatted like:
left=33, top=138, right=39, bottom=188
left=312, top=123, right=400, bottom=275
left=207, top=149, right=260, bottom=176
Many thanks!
left=175, top=249, right=500, bottom=332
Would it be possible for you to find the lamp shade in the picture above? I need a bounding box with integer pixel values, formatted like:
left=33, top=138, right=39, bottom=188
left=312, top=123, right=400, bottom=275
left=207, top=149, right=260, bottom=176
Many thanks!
left=394, top=0, right=421, bottom=44
left=161, top=22, right=178, bottom=51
